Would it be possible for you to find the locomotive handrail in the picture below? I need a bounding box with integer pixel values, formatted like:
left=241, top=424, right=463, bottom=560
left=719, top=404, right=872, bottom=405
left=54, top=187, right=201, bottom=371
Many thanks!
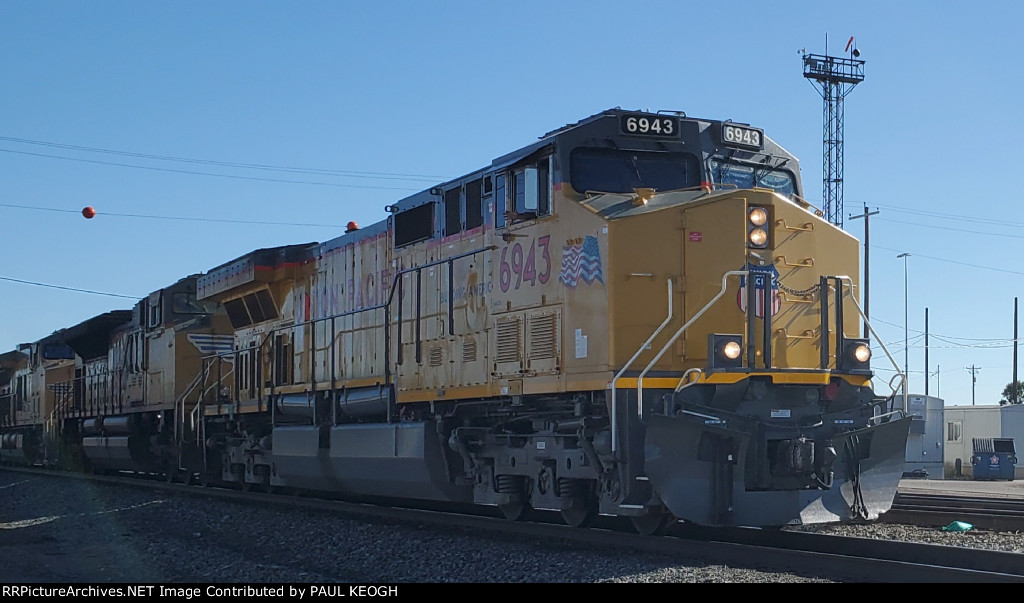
left=47, top=368, right=127, bottom=421
left=175, top=364, right=214, bottom=473
left=775, top=219, right=814, bottom=232
left=887, top=373, right=906, bottom=402
left=176, top=368, right=205, bottom=431
left=673, top=368, right=703, bottom=393
left=609, top=278, right=673, bottom=454
left=636, top=270, right=748, bottom=418
left=829, top=277, right=907, bottom=414
left=679, top=408, right=724, bottom=422
left=870, top=409, right=907, bottom=425
left=789, top=193, right=825, bottom=217
left=774, top=327, right=817, bottom=339
left=181, top=243, right=495, bottom=443
left=44, top=387, right=75, bottom=450
left=774, top=255, right=814, bottom=268
left=582, top=183, right=740, bottom=201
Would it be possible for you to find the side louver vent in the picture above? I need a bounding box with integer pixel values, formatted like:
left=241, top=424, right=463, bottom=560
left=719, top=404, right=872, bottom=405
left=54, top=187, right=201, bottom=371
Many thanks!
left=496, top=318, right=521, bottom=364
left=462, top=338, right=477, bottom=362
left=428, top=346, right=444, bottom=367
left=529, top=313, right=557, bottom=360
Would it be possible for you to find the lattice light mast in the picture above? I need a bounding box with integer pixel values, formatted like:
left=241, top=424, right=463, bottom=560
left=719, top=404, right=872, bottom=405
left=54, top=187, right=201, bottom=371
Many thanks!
left=802, top=37, right=865, bottom=229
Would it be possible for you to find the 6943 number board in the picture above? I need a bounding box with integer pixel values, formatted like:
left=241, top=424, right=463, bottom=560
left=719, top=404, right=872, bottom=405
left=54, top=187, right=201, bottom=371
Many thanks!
left=619, top=113, right=680, bottom=138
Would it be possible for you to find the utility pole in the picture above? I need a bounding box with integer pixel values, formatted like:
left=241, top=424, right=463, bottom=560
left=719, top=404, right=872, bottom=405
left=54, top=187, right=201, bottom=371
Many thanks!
left=1014, top=297, right=1019, bottom=404
left=924, top=307, right=929, bottom=396
left=898, top=252, right=911, bottom=398
left=966, top=365, right=981, bottom=406
left=848, top=205, right=878, bottom=337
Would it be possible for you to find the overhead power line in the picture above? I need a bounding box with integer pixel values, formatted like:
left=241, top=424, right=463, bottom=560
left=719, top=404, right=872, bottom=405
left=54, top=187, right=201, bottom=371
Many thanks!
left=876, top=217, right=1019, bottom=239
left=0, top=275, right=139, bottom=299
left=0, top=135, right=447, bottom=181
left=869, top=316, right=1019, bottom=343
left=0, top=202, right=349, bottom=228
left=873, top=244, right=1024, bottom=277
left=871, top=203, right=1024, bottom=228
left=0, top=148, right=426, bottom=191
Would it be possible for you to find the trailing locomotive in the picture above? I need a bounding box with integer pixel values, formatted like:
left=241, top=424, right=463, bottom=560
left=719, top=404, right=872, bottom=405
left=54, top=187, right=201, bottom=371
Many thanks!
left=0, top=108, right=912, bottom=531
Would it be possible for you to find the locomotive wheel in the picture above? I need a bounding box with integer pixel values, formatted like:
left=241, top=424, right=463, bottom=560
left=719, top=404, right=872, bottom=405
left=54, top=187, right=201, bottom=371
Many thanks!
left=499, top=501, right=531, bottom=521
left=630, top=512, right=674, bottom=536
left=561, top=497, right=599, bottom=528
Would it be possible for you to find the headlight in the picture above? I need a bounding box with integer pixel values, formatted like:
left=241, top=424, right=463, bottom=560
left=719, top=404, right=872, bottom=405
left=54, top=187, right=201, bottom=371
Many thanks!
left=840, top=338, right=872, bottom=372
left=748, top=207, right=768, bottom=226
left=722, top=341, right=741, bottom=360
left=708, top=334, right=743, bottom=369
left=748, top=228, right=768, bottom=247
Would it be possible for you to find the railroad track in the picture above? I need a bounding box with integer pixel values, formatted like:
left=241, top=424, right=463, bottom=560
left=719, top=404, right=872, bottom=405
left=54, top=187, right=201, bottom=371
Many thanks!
left=4, top=465, right=1024, bottom=583
left=884, top=491, right=1024, bottom=532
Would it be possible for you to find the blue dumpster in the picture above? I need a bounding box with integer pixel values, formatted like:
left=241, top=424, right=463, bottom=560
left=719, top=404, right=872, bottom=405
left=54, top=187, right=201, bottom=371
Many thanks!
left=971, top=438, right=1017, bottom=481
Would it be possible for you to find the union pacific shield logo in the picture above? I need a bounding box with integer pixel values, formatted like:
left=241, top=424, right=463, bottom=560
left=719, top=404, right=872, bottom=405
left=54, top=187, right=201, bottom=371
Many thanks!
left=737, top=263, right=780, bottom=318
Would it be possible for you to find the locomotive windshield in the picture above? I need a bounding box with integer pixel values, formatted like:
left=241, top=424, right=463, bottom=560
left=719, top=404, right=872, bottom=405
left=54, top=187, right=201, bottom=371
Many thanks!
left=710, top=159, right=796, bottom=197
left=569, top=148, right=700, bottom=194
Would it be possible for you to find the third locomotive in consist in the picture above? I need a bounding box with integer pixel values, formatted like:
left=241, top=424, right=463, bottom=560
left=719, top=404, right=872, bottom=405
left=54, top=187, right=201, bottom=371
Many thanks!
left=1, top=108, right=912, bottom=531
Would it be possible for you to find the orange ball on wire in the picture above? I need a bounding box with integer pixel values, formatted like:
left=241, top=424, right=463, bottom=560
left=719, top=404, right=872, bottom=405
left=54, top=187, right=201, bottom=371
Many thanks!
left=82, top=206, right=96, bottom=219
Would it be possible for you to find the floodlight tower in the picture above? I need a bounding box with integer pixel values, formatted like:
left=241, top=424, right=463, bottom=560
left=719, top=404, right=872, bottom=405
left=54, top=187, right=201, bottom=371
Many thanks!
left=802, top=36, right=865, bottom=229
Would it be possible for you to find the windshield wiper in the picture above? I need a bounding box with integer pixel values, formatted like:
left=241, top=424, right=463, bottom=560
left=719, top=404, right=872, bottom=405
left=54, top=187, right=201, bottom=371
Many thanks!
left=753, top=156, right=790, bottom=188
left=627, top=154, right=643, bottom=184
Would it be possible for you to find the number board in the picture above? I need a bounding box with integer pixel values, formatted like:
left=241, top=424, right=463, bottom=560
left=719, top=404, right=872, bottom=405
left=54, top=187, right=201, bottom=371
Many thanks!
left=619, top=114, right=680, bottom=138
left=720, top=124, right=763, bottom=150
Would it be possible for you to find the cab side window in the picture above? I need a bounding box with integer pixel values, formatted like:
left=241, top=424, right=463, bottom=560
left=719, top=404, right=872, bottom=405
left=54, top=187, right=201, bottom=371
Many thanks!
left=494, top=174, right=506, bottom=228
left=444, top=186, right=462, bottom=237
left=506, top=156, right=550, bottom=224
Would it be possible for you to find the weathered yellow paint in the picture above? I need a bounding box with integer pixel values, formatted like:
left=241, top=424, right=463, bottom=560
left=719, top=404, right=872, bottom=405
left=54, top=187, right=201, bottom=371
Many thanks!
left=196, top=182, right=866, bottom=410
left=607, top=205, right=687, bottom=372
left=770, top=196, right=860, bottom=369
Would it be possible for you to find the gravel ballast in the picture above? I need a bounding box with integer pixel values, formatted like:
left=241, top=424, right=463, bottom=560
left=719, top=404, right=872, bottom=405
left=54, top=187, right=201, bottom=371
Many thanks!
left=2, top=470, right=1019, bottom=583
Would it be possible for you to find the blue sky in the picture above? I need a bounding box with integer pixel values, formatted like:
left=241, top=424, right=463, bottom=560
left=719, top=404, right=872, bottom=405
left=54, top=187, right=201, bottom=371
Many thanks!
left=1, top=1, right=1021, bottom=406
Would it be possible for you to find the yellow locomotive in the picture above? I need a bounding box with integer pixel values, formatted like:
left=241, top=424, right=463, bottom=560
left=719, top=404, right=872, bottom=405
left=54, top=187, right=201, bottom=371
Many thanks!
left=188, top=108, right=911, bottom=530
left=0, top=276, right=234, bottom=477
left=0, top=108, right=912, bottom=530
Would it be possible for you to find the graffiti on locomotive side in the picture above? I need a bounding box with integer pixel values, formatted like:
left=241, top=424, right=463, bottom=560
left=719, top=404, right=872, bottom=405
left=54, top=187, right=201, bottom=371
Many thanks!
left=499, top=235, right=551, bottom=292
left=307, top=269, right=393, bottom=320
left=439, top=279, right=493, bottom=305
